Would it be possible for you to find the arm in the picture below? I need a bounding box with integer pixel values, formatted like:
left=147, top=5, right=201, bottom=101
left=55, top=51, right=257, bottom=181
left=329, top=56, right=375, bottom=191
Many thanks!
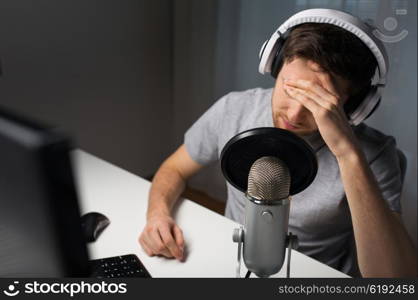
left=284, top=78, right=417, bottom=277
left=138, top=144, right=203, bottom=261
left=337, top=148, right=417, bottom=277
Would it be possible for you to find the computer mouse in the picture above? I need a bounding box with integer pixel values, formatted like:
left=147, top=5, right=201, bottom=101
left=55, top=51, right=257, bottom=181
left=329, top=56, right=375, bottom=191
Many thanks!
left=80, top=212, right=110, bottom=243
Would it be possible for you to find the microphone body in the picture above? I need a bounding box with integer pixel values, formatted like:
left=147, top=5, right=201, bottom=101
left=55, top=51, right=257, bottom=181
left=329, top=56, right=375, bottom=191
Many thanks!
left=243, top=197, right=290, bottom=277
left=242, top=156, right=291, bottom=278
left=221, top=127, right=318, bottom=278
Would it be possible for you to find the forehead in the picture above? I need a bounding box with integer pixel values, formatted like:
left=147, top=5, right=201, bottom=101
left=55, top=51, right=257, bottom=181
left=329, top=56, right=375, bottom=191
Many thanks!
left=280, top=58, right=350, bottom=96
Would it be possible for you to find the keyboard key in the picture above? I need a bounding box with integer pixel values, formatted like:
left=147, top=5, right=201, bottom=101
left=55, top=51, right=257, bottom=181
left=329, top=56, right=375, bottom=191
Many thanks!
left=89, top=254, right=151, bottom=278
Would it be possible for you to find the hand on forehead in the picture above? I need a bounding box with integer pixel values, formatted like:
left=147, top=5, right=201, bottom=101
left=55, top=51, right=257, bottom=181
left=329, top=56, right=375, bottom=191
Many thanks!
left=280, top=58, right=349, bottom=99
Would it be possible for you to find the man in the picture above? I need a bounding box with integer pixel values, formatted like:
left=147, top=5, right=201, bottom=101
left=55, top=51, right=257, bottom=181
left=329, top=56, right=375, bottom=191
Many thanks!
left=138, top=18, right=417, bottom=277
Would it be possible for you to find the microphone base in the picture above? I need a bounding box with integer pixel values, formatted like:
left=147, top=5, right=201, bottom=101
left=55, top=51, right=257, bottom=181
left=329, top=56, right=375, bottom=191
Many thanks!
left=233, top=229, right=298, bottom=278
left=232, top=226, right=244, bottom=278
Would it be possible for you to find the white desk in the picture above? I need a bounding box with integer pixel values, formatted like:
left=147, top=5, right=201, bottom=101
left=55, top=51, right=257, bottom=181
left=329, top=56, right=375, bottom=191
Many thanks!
left=71, top=150, right=349, bottom=278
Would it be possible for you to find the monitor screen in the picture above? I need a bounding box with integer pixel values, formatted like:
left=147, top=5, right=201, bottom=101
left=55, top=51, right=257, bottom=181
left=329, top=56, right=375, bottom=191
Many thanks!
left=0, top=107, right=89, bottom=277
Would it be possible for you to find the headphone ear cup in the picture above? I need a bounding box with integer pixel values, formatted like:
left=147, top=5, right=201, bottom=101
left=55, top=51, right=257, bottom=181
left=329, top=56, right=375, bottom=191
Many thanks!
left=344, top=85, right=371, bottom=116
left=347, top=85, right=381, bottom=125
left=270, top=38, right=286, bottom=78
left=270, top=49, right=284, bottom=79
left=364, top=97, right=381, bottom=120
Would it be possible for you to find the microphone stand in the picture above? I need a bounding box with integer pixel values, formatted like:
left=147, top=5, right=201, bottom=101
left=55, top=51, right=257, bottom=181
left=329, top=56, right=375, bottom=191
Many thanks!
left=233, top=227, right=298, bottom=278
left=233, top=226, right=244, bottom=278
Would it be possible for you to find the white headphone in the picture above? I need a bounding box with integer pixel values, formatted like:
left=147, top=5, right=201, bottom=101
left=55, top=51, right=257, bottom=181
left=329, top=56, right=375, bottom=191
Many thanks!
left=258, top=8, right=389, bottom=126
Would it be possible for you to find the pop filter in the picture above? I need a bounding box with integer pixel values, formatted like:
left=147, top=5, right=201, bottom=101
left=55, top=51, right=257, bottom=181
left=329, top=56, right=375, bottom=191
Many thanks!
left=221, top=127, right=317, bottom=195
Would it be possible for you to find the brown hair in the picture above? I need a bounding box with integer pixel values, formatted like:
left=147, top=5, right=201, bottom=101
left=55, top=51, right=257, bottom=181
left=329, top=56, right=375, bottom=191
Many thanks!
left=280, top=23, right=378, bottom=113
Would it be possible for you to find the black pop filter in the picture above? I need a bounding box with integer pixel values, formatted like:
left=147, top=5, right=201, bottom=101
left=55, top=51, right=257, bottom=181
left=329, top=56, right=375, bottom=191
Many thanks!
left=221, top=127, right=318, bottom=195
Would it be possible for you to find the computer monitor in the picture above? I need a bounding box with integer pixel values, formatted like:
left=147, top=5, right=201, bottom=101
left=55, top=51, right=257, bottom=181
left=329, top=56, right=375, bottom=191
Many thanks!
left=0, top=107, right=90, bottom=277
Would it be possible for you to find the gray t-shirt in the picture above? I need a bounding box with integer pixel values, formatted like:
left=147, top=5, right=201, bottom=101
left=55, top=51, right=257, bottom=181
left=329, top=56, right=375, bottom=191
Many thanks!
left=184, top=88, right=403, bottom=277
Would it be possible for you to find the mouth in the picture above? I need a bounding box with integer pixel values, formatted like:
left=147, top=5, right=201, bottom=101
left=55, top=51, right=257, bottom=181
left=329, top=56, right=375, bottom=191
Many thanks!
left=281, top=116, right=300, bottom=130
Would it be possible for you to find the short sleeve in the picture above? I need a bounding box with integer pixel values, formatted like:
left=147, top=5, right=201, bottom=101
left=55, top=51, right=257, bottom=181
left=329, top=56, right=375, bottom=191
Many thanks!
left=184, top=95, right=227, bottom=166
left=369, top=137, right=403, bottom=213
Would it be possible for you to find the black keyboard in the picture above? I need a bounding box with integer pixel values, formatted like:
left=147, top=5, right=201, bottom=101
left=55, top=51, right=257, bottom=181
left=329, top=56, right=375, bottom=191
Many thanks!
left=89, top=254, right=151, bottom=278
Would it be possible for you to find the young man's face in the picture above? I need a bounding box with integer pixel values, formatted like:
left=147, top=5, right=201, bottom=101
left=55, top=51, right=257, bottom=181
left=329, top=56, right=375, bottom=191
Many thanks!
left=272, top=57, right=350, bottom=136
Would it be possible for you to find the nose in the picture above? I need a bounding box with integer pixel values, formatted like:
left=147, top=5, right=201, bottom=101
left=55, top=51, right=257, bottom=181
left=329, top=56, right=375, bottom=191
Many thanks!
left=287, top=101, right=308, bottom=125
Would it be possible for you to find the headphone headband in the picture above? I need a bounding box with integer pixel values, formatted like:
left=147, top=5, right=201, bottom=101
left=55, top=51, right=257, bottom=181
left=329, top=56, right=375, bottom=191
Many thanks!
left=275, top=9, right=388, bottom=83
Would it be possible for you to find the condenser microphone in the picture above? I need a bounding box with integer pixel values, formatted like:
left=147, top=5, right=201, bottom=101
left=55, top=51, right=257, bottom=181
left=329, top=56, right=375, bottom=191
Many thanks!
left=221, top=127, right=318, bottom=278
left=243, top=156, right=291, bottom=278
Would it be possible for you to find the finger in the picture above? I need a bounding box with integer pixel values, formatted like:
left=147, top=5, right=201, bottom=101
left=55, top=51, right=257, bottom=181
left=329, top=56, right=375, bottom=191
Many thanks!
left=285, top=79, right=339, bottom=105
left=285, top=85, right=335, bottom=111
left=284, top=86, right=322, bottom=115
left=173, top=226, right=185, bottom=261
left=139, top=232, right=158, bottom=256
left=285, top=79, right=338, bottom=105
left=173, top=225, right=185, bottom=250
left=141, top=227, right=172, bottom=257
left=159, top=225, right=182, bottom=260
left=317, top=72, right=341, bottom=98
left=140, top=240, right=154, bottom=257
left=289, top=72, right=340, bottom=98
left=149, top=228, right=173, bottom=258
left=139, top=233, right=154, bottom=256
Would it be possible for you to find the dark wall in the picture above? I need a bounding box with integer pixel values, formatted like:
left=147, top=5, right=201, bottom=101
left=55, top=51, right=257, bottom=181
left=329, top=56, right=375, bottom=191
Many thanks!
left=0, top=0, right=173, bottom=177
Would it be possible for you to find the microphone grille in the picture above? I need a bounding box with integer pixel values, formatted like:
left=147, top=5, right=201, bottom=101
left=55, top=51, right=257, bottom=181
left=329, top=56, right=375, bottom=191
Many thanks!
left=247, top=156, right=290, bottom=200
